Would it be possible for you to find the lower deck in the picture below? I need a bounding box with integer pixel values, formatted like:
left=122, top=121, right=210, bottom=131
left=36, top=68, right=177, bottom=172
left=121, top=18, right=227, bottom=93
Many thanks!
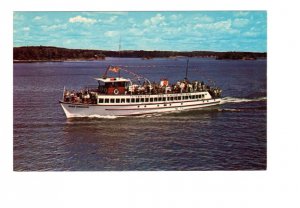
left=96, top=92, right=210, bottom=105
left=60, top=96, right=221, bottom=117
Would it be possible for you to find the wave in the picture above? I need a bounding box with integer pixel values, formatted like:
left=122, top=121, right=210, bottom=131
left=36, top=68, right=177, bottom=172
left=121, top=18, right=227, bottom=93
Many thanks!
left=220, top=96, right=266, bottom=104
left=218, top=108, right=242, bottom=112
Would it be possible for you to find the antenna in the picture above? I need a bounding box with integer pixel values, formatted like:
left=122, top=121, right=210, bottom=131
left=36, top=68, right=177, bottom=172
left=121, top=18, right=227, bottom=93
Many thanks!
left=118, top=36, right=121, bottom=78
left=118, top=36, right=121, bottom=57
left=185, top=58, right=189, bottom=80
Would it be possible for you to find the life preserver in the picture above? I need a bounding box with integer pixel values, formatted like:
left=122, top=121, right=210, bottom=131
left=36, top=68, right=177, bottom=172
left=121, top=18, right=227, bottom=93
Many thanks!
left=113, top=88, right=119, bottom=95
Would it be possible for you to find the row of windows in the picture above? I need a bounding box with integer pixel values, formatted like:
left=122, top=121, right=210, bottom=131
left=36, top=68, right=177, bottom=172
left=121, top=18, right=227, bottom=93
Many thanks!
left=98, top=94, right=206, bottom=104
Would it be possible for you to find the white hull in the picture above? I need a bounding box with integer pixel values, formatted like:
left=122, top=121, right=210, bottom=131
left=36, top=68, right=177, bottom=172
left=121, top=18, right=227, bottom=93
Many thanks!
left=60, top=98, right=221, bottom=118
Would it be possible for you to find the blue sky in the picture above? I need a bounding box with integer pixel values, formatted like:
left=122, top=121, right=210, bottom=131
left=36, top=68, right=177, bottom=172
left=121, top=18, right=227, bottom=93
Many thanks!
left=13, top=11, right=267, bottom=52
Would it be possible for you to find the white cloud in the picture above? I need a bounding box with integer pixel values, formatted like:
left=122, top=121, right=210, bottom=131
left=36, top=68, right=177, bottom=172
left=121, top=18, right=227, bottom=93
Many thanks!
left=243, top=31, right=258, bottom=37
left=34, top=16, right=42, bottom=21
left=128, top=18, right=135, bottom=24
left=88, top=12, right=128, bottom=16
left=42, top=24, right=67, bottom=31
left=144, top=14, right=165, bottom=26
left=107, top=16, right=118, bottom=23
left=23, top=27, right=30, bottom=31
left=69, top=16, right=97, bottom=24
left=194, top=15, right=214, bottom=23
left=234, top=11, right=250, bottom=17
left=170, top=14, right=182, bottom=21
left=98, top=16, right=118, bottom=24
left=151, top=38, right=161, bottom=43
left=104, top=31, right=119, bottom=37
left=63, top=40, right=73, bottom=45
left=13, top=13, right=24, bottom=21
left=162, top=27, right=182, bottom=34
left=233, top=18, right=249, bottom=27
left=128, top=28, right=145, bottom=36
left=194, top=19, right=232, bottom=31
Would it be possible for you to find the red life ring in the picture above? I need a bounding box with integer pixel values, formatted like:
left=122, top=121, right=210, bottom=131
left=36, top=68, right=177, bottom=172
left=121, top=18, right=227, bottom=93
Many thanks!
left=113, top=88, right=119, bottom=95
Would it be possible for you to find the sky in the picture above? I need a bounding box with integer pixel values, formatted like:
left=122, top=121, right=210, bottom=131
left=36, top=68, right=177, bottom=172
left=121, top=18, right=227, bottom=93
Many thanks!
left=13, top=11, right=267, bottom=52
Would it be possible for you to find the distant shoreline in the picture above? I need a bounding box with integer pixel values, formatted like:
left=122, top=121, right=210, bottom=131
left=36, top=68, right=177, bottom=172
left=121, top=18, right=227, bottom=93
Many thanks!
left=13, top=57, right=267, bottom=64
left=13, top=46, right=267, bottom=62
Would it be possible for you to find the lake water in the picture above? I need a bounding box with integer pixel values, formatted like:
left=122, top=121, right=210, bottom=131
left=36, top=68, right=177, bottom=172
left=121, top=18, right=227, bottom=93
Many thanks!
left=13, top=58, right=266, bottom=171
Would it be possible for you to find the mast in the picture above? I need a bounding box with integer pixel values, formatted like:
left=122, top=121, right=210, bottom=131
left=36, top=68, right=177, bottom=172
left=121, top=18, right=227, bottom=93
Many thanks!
left=118, top=36, right=121, bottom=78
left=185, top=58, right=189, bottom=80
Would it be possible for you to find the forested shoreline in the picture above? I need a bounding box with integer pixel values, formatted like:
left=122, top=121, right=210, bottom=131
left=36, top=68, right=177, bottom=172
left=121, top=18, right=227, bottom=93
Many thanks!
left=13, top=46, right=267, bottom=62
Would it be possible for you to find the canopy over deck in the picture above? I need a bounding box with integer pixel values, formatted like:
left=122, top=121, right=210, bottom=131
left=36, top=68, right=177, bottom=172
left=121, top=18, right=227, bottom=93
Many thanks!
left=95, top=77, right=131, bottom=83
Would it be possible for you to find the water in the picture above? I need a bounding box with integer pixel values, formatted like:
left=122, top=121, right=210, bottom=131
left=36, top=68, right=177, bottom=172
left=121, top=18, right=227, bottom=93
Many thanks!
left=13, top=58, right=267, bottom=171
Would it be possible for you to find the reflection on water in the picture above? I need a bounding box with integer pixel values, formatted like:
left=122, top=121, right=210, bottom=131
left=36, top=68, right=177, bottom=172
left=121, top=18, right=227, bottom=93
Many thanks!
left=60, top=108, right=220, bottom=170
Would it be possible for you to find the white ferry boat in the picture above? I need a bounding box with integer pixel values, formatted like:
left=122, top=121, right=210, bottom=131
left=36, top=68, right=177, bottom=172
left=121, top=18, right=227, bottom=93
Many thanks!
left=59, top=65, right=222, bottom=118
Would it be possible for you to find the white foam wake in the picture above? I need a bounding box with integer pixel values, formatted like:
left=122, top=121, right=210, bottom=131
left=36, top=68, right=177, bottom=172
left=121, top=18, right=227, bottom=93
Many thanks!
left=88, top=115, right=118, bottom=119
left=68, top=115, right=121, bottom=119
left=220, top=97, right=267, bottom=104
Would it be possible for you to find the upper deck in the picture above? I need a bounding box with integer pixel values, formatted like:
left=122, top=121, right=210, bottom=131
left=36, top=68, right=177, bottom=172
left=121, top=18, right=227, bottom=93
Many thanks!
left=95, top=77, right=131, bottom=83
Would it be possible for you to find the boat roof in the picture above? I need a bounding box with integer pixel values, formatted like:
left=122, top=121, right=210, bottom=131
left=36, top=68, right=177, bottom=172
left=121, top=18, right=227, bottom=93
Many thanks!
left=95, top=77, right=131, bottom=83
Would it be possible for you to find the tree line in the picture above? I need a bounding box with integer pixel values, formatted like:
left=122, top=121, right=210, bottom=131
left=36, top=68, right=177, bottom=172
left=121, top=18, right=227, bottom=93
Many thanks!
left=13, top=46, right=267, bottom=62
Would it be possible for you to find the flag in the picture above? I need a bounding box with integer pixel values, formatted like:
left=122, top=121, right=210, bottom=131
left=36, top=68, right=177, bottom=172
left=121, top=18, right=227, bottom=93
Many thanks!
left=108, top=66, right=120, bottom=73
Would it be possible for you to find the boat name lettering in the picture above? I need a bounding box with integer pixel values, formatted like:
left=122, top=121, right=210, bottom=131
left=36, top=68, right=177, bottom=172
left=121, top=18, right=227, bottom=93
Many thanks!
left=68, top=105, right=89, bottom=108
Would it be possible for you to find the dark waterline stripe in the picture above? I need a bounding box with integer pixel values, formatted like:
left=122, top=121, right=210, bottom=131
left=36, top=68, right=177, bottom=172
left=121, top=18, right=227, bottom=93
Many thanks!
left=105, top=101, right=220, bottom=111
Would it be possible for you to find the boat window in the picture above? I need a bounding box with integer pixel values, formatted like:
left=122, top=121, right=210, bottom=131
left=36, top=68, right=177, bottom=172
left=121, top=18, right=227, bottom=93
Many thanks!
left=99, top=98, right=104, bottom=103
left=145, top=98, right=149, bottom=102
left=163, top=97, right=166, bottom=101
left=178, top=96, right=182, bottom=100
left=126, top=98, right=130, bottom=103
left=150, top=98, right=153, bottom=102
left=192, top=95, right=195, bottom=99
left=154, top=97, right=158, bottom=102
left=189, top=96, right=192, bottom=99
left=170, top=97, right=174, bottom=101
left=131, top=98, right=135, bottom=103
left=174, top=96, right=177, bottom=100
left=196, top=95, right=199, bottom=99
left=116, top=99, right=120, bottom=103
left=136, top=98, right=140, bottom=102
left=110, top=98, right=115, bottom=103
left=184, top=96, right=188, bottom=100
left=121, top=99, right=125, bottom=103
left=158, top=97, right=162, bottom=101
left=141, top=98, right=144, bottom=102
left=105, top=99, right=109, bottom=103
left=167, top=97, right=170, bottom=101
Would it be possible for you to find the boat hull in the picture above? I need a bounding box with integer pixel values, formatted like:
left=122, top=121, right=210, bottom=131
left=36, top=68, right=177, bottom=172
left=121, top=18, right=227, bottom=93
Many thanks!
left=60, top=98, right=221, bottom=118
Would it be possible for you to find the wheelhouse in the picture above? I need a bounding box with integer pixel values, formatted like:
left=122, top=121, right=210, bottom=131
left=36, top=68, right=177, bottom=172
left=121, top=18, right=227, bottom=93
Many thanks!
left=96, top=77, right=131, bottom=95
